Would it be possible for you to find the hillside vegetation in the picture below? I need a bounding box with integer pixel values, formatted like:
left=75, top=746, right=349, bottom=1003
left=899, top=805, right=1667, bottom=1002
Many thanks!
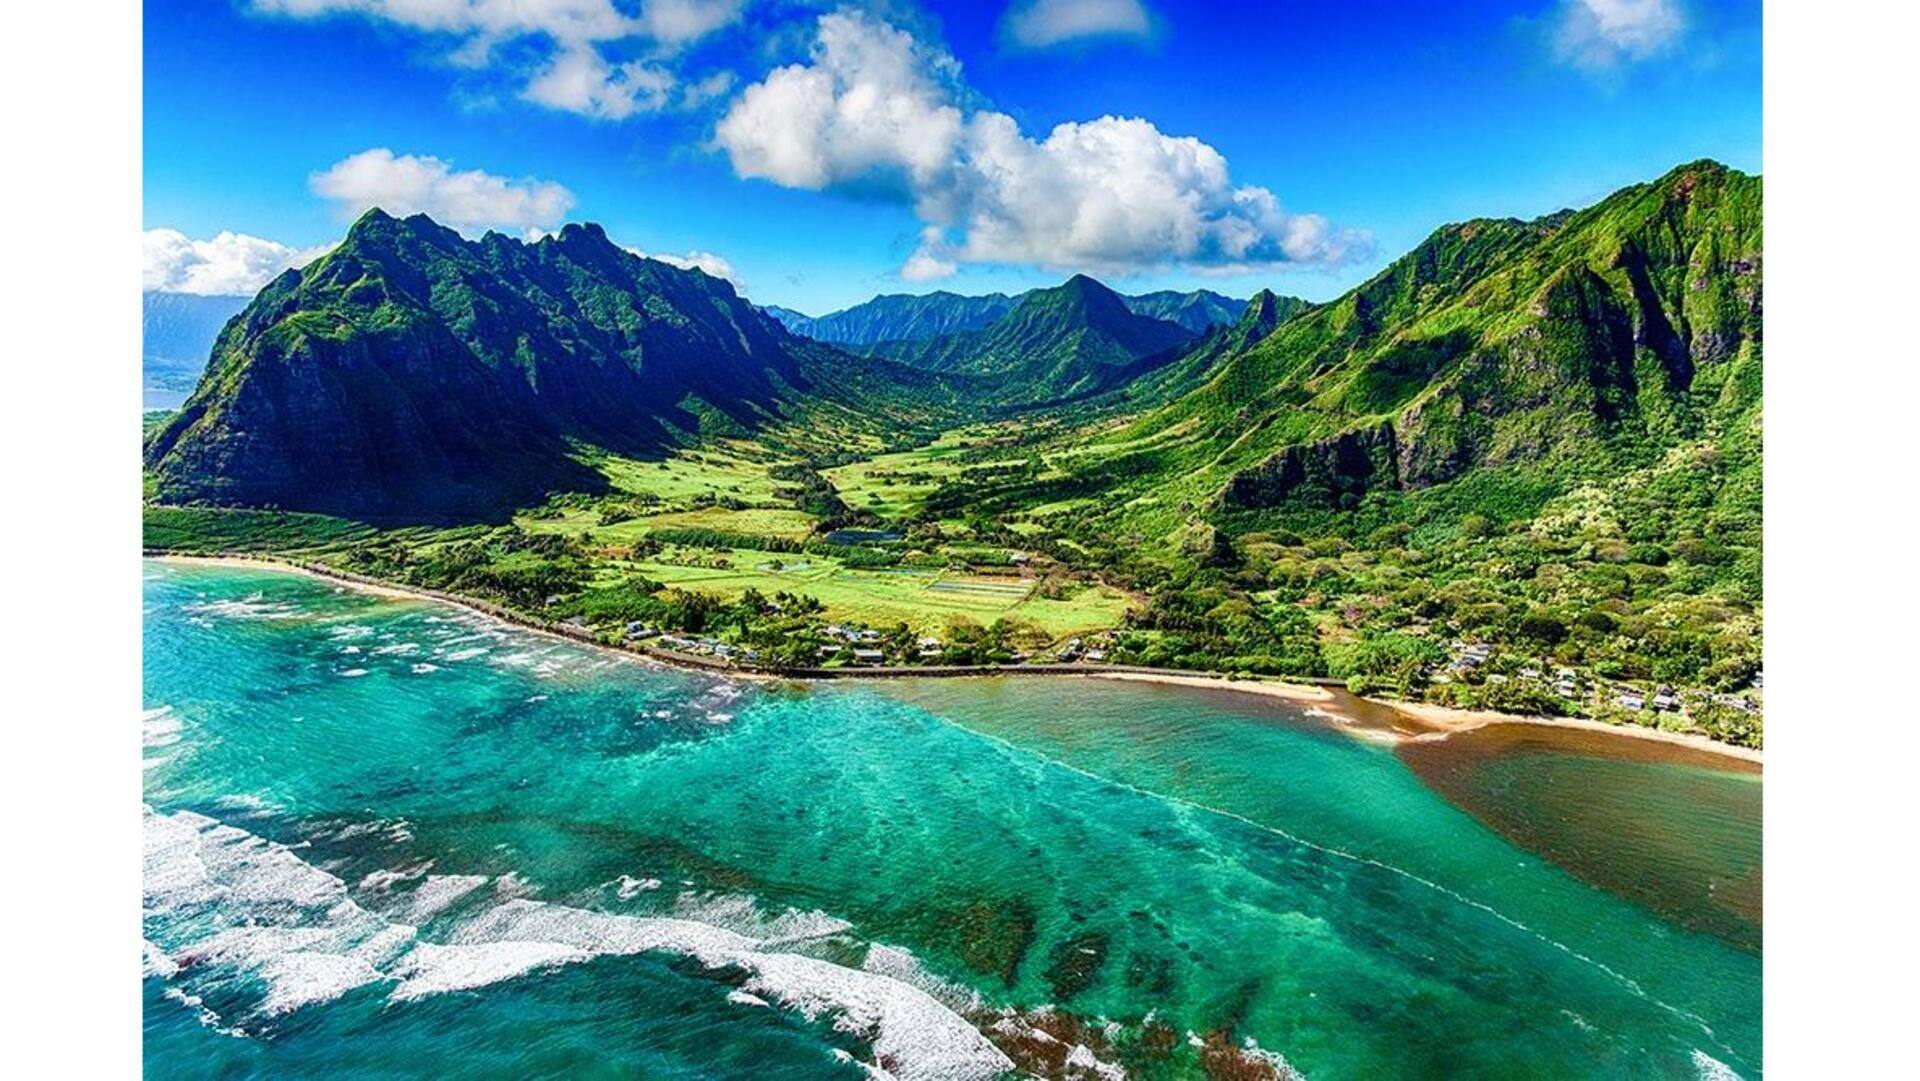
left=143, top=160, right=1764, bottom=744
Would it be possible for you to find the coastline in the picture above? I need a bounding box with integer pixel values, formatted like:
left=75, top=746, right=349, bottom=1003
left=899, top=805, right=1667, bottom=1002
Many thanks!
left=1090, top=669, right=1761, bottom=766
left=148, top=552, right=786, bottom=684
left=146, top=552, right=1761, bottom=766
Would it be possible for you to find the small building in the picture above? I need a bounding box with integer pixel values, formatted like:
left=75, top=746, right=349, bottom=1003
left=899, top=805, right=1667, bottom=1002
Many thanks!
left=851, top=648, right=885, bottom=665
left=1616, top=691, right=1647, bottom=711
left=1651, top=686, right=1679, bottom=711
left=1083, top=649, right=1108, bottom=663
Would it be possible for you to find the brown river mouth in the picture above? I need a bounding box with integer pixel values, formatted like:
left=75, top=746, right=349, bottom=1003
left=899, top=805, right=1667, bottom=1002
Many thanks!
left=1396, top=721, right=1762, bottom=953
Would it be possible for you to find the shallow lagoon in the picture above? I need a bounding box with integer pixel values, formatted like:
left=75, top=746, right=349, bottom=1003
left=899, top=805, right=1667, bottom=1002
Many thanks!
left=142, top=560, right=1760, bottom=1079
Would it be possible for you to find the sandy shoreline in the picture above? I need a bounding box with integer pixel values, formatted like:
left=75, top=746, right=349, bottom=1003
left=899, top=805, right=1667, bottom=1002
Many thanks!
left=147, top=552, right=795, bottom=681
left=155, top=553, right=424, bottom=599
left=149, top=553, right=1760, bottom=766
left=1091, top=669, right=1761, bottom=766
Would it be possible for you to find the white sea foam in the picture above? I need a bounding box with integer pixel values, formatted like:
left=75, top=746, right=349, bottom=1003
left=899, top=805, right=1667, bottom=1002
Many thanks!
left=389, top=940, right=589, bottom=1000
left=143, top=938, right=179, bottom=978
left=405, top=875, right=490, bottom=923
left=442, top=647, right=490, bottom=662
left=615, top=875, right=662, bottom=899
left=370, top=642, right=419, bottom=656
left=183, top=595, right=302, bottom=621
left=444, top=899, right=1012, bottom=1080
left=144, top=809, right=1010, bottom=1078
left=1692, top=1050, right=1745, bottom=1081
left=411, top=663, right=439, bottom=674
left=144, top=807, right=412, bottom=1015
left=727, top=989, right=771, bottom=1008
left=143, top=707, right=183, bottom=749
left=339, top=668, right=370, bottom=678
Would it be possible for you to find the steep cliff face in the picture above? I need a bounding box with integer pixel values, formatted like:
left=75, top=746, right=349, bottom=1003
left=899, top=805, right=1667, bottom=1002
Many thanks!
left=1189, top=161, right=1761, bottom=512
left=144, top=211, right=871, bottom=521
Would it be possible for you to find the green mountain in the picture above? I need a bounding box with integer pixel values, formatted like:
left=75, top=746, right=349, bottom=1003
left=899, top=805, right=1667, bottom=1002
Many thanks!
left=1050, top=160, right=1761, bottom=530
left=863, top=274, right=1199, bottom=404
left=1120, top=289, right=1255, bottom=334
left=1110, top=288, right=1316, bottom=409
left=765, top=291, right=1017, bottom=345
left=768, top=286, right=1258, bottom=348
left=144, top=210, right=929, bottom=521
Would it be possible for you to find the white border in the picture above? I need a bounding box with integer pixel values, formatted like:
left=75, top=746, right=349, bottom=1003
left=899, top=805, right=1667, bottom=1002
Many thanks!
left=4, top=0, right=1920, bottom=1074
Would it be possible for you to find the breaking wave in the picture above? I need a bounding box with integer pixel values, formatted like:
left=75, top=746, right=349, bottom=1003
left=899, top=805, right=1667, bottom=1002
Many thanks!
left=142, top=806, right=1012, bottom=1080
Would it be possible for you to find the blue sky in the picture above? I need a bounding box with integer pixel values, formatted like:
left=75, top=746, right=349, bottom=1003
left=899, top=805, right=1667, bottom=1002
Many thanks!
left=144, top=0, right=1761, bottom=313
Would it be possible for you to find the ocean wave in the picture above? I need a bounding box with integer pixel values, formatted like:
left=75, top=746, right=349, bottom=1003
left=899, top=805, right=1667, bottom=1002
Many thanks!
left=182, top=594, right=303, bottom=621
left=143, top=706, right=182, bottom=750
left=143, top=807, right=1012, bottom=1080
left=1692, top=1049, right=1745, bottom=1080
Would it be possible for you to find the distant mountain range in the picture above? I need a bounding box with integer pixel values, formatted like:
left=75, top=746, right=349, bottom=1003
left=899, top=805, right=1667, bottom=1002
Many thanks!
left=854, top=275, right=1205, bottom=404
left=764, top=286, right=1258, bottom=345
left=143, top=292, right=249, bottom=391
left=145, top=161, right=1757, bottom=536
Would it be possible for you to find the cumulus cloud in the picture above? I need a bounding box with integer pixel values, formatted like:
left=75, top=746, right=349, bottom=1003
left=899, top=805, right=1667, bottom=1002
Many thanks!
left=1001, top=0, right=1152, bottom=49
left=143, top=229, right=331, bottom=296
left=522, top=46, right=679, bottom=119
left=251, top=0, right=746, bottom=118
left=310, top=149, right=577, bottom=234
left=715, top=10, right=1366, bottom=280
left=1551, top=0, right=1685, bottom=71
left=624, top=245, right=741, bottom=285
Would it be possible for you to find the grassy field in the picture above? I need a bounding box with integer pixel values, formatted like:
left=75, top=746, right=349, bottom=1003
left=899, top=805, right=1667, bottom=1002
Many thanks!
left=613, top=544, right=1133, bottom=636
left=147, top=428, right=1143, bottom=643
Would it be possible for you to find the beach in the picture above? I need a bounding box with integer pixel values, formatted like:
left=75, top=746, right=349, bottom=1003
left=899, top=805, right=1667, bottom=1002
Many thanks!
left=1088, top=669, right=1763, bottom=766
left=150, top=553, right=1761, bottom=765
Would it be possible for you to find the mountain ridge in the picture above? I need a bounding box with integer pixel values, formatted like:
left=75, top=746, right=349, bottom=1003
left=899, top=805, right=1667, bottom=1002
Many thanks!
left=144, top=210, right=926, bottom=521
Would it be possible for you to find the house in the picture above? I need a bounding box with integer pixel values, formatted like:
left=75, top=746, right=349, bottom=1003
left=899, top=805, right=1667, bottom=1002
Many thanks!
left=1452, top=642, right=1492, bottom=670
left=1651, top=686, right=1679, bottom=711
left=624, top=621, right=659, bottom=640
left=1616, top=691, right=1647, bottom=711
left=1083, top=649, right=1108, bottom=663
left=851, top=648, right=885, bottom=665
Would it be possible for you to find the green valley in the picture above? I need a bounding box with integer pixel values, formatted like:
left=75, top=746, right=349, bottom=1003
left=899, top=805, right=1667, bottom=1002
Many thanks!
left=143, top=160, right=1763, bottom=747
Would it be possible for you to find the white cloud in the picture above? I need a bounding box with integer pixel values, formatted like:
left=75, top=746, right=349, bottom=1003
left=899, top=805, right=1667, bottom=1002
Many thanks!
left=522, top=46, right=678, bottom=119
left=251, top=0, right=746, bottom=117
left=143, top=229, right=331, bottom=296
left=638, top=0, right=747, bottom=46
left=310, top=149, right=577, bottom=234
left=1001, top=0, right=1152, bottom=49
left=625, top=246, right=741, bottom=285
left=714, top=13, right=965, bottom=193
left=715, top=11, right=1366, bottom=279
left=1551, top=0, right=1685, bottom=71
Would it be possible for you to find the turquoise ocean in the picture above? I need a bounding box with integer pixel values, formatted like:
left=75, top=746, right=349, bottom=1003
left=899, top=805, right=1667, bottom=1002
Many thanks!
left=142, top=560, right=1761, bottom=1079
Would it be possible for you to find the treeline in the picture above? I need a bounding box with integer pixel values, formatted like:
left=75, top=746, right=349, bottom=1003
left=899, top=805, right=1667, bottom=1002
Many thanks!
left=644, top=526, right=900, bottom=567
